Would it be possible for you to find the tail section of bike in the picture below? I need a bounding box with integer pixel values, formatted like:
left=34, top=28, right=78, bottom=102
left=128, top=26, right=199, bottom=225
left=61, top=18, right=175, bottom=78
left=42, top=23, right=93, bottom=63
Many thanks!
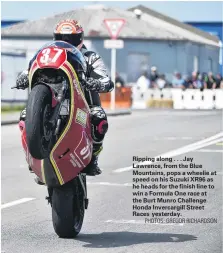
left=18, top=42, right=92, bottom=238
left=19, top=45, right=93, bottom=187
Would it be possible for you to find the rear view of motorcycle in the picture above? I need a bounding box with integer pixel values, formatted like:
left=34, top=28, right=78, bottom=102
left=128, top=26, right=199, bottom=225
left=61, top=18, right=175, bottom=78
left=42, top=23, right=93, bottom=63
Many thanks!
left=14, top=41, right=93, bottom=238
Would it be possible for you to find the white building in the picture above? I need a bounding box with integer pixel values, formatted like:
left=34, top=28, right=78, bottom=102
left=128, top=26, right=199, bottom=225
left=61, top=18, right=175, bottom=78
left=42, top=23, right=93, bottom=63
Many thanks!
left=1, top=5, right=220, bottom=101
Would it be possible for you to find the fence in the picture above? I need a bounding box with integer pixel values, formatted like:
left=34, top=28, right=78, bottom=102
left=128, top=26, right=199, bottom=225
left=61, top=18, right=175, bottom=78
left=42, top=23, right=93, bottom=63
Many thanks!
left=132, top=87, right=223, bottom=109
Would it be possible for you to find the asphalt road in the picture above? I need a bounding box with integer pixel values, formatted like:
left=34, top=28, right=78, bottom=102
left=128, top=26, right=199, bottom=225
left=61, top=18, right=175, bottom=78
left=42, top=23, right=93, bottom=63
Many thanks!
left=1, top=109, right=223, bottom=253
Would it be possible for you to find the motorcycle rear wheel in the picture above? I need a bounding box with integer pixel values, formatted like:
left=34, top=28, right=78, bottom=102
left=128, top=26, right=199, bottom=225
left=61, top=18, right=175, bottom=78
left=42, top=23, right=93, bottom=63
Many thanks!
left=26, top=84, right=53, bottom=160
left=51, top=178, right=85, bottom=238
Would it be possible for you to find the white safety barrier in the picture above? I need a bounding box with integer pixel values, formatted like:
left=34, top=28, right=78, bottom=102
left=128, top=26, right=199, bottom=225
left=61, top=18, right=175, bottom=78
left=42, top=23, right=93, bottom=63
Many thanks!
left=132, top=88, right=223, bottom=109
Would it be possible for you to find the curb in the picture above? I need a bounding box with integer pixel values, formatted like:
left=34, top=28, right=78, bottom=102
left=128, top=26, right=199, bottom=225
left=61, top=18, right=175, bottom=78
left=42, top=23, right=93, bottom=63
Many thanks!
left=106, top=110, right=132, bottom=116
left=1, top=110, right=132, bottom=126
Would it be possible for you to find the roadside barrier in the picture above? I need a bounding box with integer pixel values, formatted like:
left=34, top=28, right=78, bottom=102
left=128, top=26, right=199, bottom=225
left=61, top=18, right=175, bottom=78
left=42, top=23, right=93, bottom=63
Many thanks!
left=132, top=87, right=223, bottom=109
left=101, top=87, right=132, bottom=109
left=2, top=87, right=222, bottom=110
left=2, top=87, right=133, bottom=110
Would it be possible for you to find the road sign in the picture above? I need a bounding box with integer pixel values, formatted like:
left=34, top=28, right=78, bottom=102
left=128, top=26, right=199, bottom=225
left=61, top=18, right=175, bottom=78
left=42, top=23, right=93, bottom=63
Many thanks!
left=104, top=19, right=126, bottom=39
left=103, top=18, right=126, bottom=110
left=104, top=40, right=124, bottom=49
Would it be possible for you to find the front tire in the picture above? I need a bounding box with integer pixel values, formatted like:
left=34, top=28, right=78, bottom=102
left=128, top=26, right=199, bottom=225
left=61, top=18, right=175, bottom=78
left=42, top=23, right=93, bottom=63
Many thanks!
left=26, top=84, right=53, bottom=160
left=51, top=178, right=85, bottom=238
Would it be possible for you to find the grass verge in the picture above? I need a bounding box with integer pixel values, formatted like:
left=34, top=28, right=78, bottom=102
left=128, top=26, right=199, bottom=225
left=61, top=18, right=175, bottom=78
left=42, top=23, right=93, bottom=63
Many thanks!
left=1, top=105, right=25, bottom=113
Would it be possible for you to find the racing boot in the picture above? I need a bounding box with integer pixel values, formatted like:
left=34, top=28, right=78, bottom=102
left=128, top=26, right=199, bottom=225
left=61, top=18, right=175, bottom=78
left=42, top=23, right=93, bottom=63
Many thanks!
left=83, top=144, right=102, bottom=176
left=83, top=106, right=108, bottom=176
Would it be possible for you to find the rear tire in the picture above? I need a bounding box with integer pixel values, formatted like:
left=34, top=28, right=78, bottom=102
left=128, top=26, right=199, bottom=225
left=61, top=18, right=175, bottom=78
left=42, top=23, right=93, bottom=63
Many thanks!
left=26, top=84, right=53, bottom=160
left=51, top=178, right=85, bottom=238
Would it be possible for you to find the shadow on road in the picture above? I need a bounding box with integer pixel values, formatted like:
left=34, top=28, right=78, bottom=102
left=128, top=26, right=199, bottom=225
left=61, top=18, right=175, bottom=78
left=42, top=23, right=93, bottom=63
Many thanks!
left=77, top=231, right=197, bottom=248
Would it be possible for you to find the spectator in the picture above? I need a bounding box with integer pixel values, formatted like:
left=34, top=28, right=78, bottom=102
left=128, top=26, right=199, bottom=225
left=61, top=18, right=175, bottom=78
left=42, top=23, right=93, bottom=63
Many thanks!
left=164, top=79, right=172, bottom=88
left=201, top=72, right=207, bottom=82
left=115, top=72, right=125, bottom=87
left=191, top=71, right=203, bottom=89
left=136, top=71, right=150, bottom=93
left=182, top=75, right=192, bottom=89
left=156, top=74, right=167, bottom=89
left=197, top=73, right=204, bottom=89
left=134, top=69, right=221, bottom=90
left=172, top=72, right=184, bottom=89
left=203, top=72, right=215, bottom=89
left=149, top=66, right=159, bottom=88
left=213, top=73, right=222, bottom=89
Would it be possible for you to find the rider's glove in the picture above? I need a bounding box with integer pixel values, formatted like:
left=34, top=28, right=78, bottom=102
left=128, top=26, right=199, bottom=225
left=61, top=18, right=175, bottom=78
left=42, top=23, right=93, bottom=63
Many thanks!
left=83, top=77, right=102, bottom=92
left=16, top=70, right=29, bottom=90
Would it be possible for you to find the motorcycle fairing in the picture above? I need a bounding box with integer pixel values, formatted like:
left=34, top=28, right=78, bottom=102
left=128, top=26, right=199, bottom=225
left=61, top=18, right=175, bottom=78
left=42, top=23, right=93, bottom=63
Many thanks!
left=48, top=61, right=93, bottom=185
left=22, top=49, right=93, bottom=186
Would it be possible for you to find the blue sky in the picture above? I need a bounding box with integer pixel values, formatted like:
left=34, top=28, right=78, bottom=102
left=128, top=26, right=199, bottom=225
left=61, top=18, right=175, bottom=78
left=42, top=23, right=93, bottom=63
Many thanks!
left=1, top=1, right=223, bottom=22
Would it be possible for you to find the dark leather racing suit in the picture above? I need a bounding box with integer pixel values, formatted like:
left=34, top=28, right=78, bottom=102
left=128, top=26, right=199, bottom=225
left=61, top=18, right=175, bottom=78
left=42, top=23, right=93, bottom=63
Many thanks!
left=80, top=45, right=114, bottom=155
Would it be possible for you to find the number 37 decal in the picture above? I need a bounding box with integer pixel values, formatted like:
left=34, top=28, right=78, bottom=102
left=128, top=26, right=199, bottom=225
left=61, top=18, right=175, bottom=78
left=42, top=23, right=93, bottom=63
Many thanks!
left=36, top=47, right=67, bottom=68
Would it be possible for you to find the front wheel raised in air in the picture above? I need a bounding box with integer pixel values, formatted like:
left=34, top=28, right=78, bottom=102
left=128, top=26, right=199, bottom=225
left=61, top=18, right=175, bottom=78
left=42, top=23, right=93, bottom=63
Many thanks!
left=51, top=178, right=85, bottom=238
left=26, top=84, right=53, bottom=160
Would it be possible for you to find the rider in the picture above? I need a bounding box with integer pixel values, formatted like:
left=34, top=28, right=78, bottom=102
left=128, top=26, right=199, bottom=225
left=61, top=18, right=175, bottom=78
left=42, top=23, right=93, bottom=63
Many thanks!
left=16, top=19, right=114, bottom=177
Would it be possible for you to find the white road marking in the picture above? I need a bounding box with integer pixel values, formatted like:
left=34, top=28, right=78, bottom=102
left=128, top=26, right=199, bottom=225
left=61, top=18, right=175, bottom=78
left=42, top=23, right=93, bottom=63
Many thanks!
left=154, top=136, right=193, bottom=141
left=1, top=198, right=35, bottom=209
left=87, top=182, right=131, bottom=187
left=105, top=219, right=183, bottom=226
left=181, top=137, right=193, bottom=140
left=114, top=132, right=223, bottom=173
left=195, top=149, right=223, bottom=153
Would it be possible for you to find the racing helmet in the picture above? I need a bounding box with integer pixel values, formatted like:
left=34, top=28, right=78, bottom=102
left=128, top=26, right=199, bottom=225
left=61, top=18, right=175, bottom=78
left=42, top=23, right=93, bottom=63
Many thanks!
left=53, top=19, right=84, bottom=49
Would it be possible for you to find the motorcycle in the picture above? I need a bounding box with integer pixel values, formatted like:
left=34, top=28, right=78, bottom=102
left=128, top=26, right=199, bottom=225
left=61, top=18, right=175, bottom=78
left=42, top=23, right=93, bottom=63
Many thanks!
left=12, top=41, right=93, bottom=238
